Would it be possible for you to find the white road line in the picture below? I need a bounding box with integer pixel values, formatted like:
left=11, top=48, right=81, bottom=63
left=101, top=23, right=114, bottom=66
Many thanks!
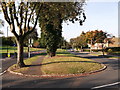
left=91, top=82, right=120, bottom=89
left=0, top=70, right=7, bottom=75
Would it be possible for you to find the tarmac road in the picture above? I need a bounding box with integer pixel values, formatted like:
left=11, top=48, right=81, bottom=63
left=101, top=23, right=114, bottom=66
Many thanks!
left=0, top=51, right=119, bottom=89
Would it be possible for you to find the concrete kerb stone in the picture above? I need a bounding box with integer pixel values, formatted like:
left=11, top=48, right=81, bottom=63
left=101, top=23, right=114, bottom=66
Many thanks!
left=7, top=63, right=107, bottom=78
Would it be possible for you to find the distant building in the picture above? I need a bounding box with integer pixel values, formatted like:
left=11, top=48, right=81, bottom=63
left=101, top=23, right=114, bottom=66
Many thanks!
left=88, top=37, right=120, bottom=50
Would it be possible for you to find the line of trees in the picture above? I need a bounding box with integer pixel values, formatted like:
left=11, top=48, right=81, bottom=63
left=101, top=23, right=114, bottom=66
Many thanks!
left=70, top=30, right=112, bottom=52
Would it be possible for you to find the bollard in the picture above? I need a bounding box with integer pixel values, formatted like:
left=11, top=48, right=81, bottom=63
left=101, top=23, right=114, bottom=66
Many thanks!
left=8, top=52, right=10, bottom=57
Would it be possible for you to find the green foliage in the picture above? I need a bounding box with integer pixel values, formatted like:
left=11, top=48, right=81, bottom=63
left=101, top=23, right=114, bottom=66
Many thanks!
left=23, top=27, right=38, bottom=46
left=58, top=37, right=71, bottom=49
left=43, top=23, right=62, bottom=57
left=107, top=49, right=113, bottom=54
left=85, top=30, right=107, bottom=45
left=37, top=2, right=86, bottom=57
left=70, top=31, right=87, bottom=49
left=0, top=36, right=16, bottom=46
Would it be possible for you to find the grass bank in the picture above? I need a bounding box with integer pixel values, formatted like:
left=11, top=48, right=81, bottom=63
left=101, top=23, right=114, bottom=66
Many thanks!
left=41, top=49, right=104, bottom=75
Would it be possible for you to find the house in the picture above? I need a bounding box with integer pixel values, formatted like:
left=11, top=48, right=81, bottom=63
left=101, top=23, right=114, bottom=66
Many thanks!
left=106, top=37, right=120, bottom=47
left=88, top=37, right=120, bottom=50
left=88, top=43, right=104, bottom=50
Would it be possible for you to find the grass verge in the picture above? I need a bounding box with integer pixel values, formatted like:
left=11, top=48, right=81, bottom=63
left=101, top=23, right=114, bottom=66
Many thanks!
left=0, top=46, right=44, bottom=53
left=8, top=49, right=105, bottom=75
left=41, top=49, right=104, bottom=75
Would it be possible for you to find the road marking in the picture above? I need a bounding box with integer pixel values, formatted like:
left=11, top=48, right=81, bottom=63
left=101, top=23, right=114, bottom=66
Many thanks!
left=0, top=70, right=7, bottom=75
left=91, top=82, right=120, bottom=89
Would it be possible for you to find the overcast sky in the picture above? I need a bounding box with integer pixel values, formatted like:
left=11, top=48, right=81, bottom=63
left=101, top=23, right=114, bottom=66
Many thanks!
left=0, top=0, right=119, bottom=42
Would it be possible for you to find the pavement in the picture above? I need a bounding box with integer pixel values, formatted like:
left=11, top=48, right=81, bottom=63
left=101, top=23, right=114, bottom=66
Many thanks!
left=0, top=50, right=46, bottom=75
left=0, top=51, right=119, bottom=89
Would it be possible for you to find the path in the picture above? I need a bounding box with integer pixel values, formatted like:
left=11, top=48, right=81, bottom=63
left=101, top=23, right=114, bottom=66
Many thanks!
left=22, top=56, right=44, bottom=75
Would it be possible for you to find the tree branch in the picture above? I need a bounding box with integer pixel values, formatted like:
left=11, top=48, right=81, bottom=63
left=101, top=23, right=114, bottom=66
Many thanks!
left=13, top=3, right=20, bottom=26
left=19, top=2, right=24, bottom=36
left=27, top=3, right=37, bottom=30
left=9, top=4, right=18, bottom=39
left=24, top=2, right=28, bottom=32
left=24, top=4, right=43, bottom=38
left=1, top=2, right=11, bottom=25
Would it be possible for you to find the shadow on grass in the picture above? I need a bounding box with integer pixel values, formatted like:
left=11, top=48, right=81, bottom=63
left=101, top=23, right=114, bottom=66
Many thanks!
left=25, top=60, right=98, bottom=67
left=56, top=51, right=71, bottom=54
left=30, top=52, right=47, bottom=58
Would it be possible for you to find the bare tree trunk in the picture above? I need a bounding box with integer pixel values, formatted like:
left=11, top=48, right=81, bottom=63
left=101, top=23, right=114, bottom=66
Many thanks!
left=16, top=38, right=25, bottom=67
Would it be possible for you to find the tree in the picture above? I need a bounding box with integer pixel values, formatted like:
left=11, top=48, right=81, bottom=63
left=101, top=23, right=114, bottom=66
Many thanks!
left=0, top=19, right=4, bottom=27
left=1, top=36, right=15, bottom=46
left=85, top=30, right=108, bottom=53
left=58, top=37, right=71, bottom=49
left=38, top=2, right=86, bottom=57
left=38, top=36, right=46, bottom=48
left=0, top=19, right=4, bottom=34
left=33, top=40, right=39, bottom=48
left=77, top=31, right=87, bottom=51
left=23, top=27, right=38, bottom=46
left=1, top=2, right=43, bottom=67
left=70, top=32, right=87, bottom=51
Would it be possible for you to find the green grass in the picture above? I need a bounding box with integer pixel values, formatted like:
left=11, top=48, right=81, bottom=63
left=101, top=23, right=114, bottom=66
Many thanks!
left=56, top=49, right=76, bottom=57
left=0, top=46, right=44, bottom=58
left=0, top=46, right=44, bottom=53
left=41, top=49, right=104, bottom=75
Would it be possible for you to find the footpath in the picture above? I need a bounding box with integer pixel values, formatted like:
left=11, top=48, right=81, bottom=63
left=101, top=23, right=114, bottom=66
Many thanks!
left=1, top=50, right=45, bottom=75
left=22, top=56, right=44, bottom=75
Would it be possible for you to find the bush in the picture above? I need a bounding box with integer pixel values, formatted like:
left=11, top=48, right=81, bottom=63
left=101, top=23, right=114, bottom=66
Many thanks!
left=105, top=47, right=120, bottom=52
left=107, top=49, right=113, bottom=54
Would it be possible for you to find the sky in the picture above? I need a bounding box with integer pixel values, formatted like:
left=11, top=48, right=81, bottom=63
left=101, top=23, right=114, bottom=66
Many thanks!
left=0, top=0, right=119, bottom=42
left=62, top=1, right=118, bottom=41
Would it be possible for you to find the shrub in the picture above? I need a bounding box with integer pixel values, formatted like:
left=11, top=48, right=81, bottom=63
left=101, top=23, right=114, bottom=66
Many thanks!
left=107, top=49, right=113, bottom=54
